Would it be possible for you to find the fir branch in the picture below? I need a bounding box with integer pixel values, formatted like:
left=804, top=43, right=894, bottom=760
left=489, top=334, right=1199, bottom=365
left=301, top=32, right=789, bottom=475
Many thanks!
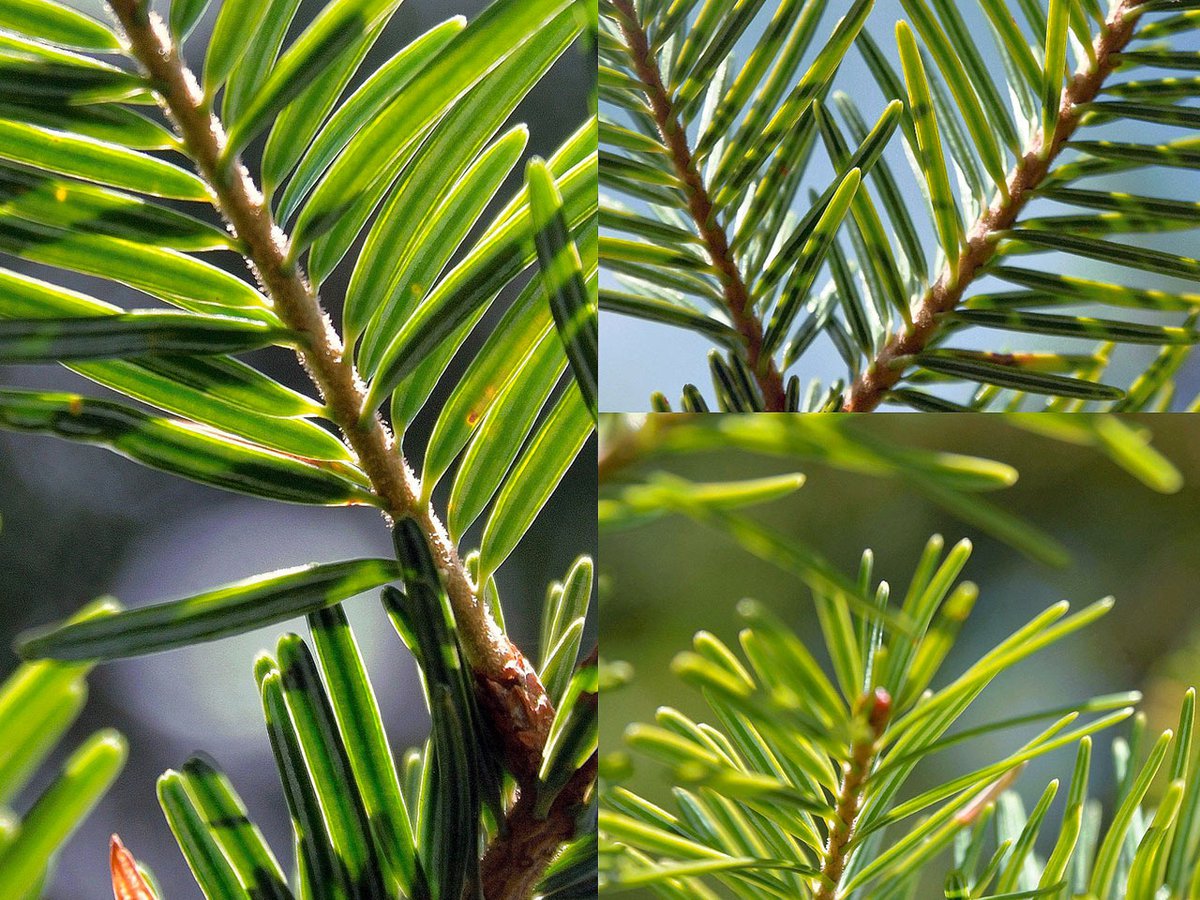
left=843, top=0, right=1149, bottom=412
left=816, top=688, right=891, bottom=900
left=103, top=0, right=566, bottom=885
left=609, top=0, right=787, bottom=411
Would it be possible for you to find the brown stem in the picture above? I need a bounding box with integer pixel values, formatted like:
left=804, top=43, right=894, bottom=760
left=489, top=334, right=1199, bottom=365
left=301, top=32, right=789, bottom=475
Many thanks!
left=843, top=0, right=1147, bottom=412
left=480, top=753, right=598, bottom=899
left=814, top=689, right=890, bottom=900
left=480, top=647, right=597, bottom=898
left=610, top=0, right=787, bottom=411
left=105, top=2, right=569, bottom=890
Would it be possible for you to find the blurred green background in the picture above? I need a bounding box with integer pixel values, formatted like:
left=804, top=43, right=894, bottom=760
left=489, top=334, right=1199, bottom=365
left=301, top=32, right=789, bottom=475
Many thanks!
left=600, top=413, right=1200, bottom=889
left=0, top=1, right=594, bottom=895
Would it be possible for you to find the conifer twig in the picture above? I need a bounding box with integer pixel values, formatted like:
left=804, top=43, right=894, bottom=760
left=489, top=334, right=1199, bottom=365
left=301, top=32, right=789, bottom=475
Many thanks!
left=844, top=0, right=1149, bottom=412
left=814, top=689, right=890, bottom=900
left=610, top=0, right=788, bottom=411
left=104, top=3, right=579, bottom=892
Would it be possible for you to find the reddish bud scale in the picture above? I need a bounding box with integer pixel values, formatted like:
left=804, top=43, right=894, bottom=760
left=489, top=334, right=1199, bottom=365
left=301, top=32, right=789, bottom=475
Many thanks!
left=868, top=687, right=893, bottom=737
left=110, top=835, right=156, bottom=900
left=474, top=635, right=556, bottom=787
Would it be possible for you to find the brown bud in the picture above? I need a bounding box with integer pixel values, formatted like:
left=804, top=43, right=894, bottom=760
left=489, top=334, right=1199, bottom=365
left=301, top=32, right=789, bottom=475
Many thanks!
left=473, top=636, right=556, bottom=787
left=110, top=835, right=156, bottom=900
left=867, top=687, right=893, bottom=737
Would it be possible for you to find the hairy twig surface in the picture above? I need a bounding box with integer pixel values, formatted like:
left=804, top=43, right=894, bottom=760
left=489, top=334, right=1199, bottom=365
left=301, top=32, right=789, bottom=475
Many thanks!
left=104, top=2, right=580, bottom=892
left=610, top=0, right=787, bottom=411
left=844, top=0, right=1148, bottom=411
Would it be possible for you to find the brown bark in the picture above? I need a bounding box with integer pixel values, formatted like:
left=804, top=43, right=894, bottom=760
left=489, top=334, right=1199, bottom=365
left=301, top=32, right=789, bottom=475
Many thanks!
left=480, top=754, right=597, bottom=899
